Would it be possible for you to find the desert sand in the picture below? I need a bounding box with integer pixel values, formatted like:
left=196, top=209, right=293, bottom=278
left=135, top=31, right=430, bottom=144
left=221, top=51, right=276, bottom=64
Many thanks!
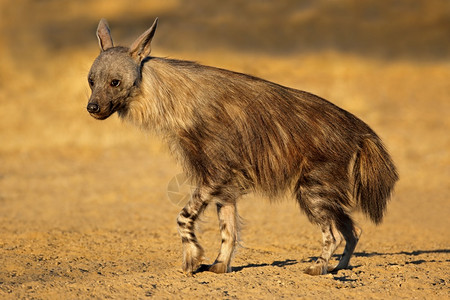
left=0, top=0, right=449, bottom=299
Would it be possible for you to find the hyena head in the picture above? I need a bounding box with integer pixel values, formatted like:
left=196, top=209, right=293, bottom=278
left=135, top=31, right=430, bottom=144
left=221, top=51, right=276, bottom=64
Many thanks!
left=87, top=18, right=158, bottom=120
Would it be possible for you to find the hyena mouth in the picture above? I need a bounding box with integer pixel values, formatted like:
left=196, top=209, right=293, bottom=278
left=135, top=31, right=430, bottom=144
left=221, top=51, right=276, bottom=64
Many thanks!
left=90, top=112, right=111, bottom=120
left=89, top=101, right=117, bottom=120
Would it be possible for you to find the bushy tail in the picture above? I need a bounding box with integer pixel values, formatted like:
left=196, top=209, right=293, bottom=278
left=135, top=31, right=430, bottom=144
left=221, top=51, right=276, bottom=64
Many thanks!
left=352, top=137, right=399, bottom=224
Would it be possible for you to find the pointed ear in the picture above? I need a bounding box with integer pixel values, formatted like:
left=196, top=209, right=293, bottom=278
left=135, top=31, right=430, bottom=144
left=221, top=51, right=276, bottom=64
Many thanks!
left=96, top=18, right=114, bottom=51
left=129, top=18, right=158, bottom=62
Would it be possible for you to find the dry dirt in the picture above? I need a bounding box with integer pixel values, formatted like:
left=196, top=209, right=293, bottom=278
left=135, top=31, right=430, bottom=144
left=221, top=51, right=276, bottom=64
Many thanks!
left=0, top=1, right=449, bottom=299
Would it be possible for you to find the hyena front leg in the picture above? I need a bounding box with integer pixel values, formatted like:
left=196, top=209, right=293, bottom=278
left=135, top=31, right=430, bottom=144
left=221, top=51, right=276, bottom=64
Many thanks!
left=209, top=201, right=239, bottom=273
left=177, top=186, right=212, bottom=275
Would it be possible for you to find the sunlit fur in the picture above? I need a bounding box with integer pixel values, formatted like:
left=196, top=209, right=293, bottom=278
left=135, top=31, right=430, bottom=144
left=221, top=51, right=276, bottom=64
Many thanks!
left=89, top=19, right=399, bottom=275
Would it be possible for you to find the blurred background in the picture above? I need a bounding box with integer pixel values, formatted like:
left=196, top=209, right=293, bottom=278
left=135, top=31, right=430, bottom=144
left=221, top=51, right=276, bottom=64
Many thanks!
left=0, top=0, right=449, bottom=297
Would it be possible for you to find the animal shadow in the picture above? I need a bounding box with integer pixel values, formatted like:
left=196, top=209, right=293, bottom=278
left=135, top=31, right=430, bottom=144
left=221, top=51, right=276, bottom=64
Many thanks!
left=195, top=259, right=298, bottom=274
left=353, top=248, right=450, bottom=266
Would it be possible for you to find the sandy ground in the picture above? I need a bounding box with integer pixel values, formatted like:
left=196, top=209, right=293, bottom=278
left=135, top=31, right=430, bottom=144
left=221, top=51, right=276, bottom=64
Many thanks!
left=0, top=1, right=449, bottom=299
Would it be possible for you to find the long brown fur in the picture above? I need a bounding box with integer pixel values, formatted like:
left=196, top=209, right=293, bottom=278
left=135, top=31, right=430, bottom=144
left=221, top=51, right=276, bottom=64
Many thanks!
left=87, top=18, right=398, bottom=276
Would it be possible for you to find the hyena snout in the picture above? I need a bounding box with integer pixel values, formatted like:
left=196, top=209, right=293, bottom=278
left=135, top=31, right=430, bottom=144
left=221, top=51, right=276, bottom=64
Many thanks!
left=87, top=102, right=100, bottom=114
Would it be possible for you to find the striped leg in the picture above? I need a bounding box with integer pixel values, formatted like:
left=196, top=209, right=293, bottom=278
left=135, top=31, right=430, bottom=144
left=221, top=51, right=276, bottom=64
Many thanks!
left=296, top=170, right=355, bottom=275
left=303, top=213, right=359, bottom=275
left=209, top=201, right=239, bottom=273
left=176, top=186, right=212, bottom=274
left=304, top=220, right=342, bottom=275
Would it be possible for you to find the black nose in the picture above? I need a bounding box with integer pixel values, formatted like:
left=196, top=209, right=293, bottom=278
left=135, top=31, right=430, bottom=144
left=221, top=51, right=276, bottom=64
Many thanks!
left=87, top=103, right=100, bottom=113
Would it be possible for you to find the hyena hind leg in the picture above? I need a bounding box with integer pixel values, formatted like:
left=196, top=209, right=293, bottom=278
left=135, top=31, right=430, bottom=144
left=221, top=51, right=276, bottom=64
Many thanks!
left=331, top=224, right=362, bottom=272
left=304, top=213, right=361, bottom=275
left=298, top=173, right=360, bottom=275
left=209, top=201, right=239, bottom=274
left=304, top=220, right=342, bottom=275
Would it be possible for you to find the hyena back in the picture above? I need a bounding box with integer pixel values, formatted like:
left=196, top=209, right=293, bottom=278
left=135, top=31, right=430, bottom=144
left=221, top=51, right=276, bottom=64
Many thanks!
left=87, top=18, right=398, bottom=275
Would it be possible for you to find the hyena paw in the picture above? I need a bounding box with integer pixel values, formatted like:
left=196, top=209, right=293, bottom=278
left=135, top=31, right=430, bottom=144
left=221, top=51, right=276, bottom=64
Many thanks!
left=304, top=261, right=328, bottom=276
left=182, top=244, right=204, bottom=275
left=208, top=262, right=231, bottom=274
left=327, top=264, right=338, bottom=273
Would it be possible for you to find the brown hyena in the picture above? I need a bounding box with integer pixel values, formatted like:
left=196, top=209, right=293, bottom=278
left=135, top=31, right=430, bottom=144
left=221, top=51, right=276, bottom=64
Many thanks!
left=87, top=18, right=398, bottom=275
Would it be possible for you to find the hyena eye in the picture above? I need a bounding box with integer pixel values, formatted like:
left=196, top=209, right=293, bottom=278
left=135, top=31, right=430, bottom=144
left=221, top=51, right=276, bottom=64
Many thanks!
left=110, top=79, right=121, bottom=87
left=88, top=78, right=94, bottom=87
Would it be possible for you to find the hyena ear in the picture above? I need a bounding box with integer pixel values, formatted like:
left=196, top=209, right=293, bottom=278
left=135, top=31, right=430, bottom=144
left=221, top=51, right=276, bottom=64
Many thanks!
left=97, top=18, right=114, bottom=51
left=129, top=18, right=158, bottom=63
